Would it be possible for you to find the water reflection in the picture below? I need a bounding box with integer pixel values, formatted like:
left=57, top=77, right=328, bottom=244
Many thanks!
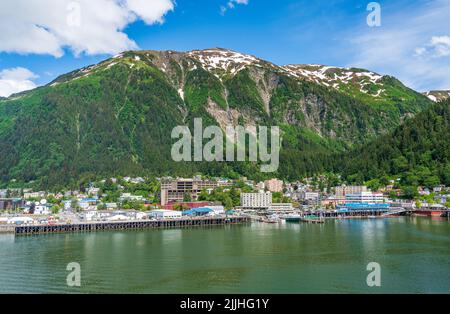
left=0, top=217, right=449, bottom=293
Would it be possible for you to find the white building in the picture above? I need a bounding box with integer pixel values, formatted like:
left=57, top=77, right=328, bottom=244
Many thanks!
left=24, top=191, right=46, bottom=199
left=206, top=205, right=225, bottom=215
left=119, top=193, right=145, bottom=202
left=150, top=209, right=182, bottom=219
left=87, top=187, right=100, bottom=196
left=302, top=192, right=320, bottom=201
left=34, top=204, right=51, bottom=215
left=105, top=203, right=118, bottom=210
left=136, top=212, right=149, bottom=220
left=345, top=192, right=384, bottom=204
left=269, top=203, right=293, bottom=211
left=240, top=192, right=272, bottom=209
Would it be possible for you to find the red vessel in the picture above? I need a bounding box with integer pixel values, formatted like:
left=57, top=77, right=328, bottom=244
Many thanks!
left=413, top=210, right=447, bottom=217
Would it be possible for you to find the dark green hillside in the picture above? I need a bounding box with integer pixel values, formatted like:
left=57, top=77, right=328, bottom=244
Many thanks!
left=336, top=100, right=449, bottom=186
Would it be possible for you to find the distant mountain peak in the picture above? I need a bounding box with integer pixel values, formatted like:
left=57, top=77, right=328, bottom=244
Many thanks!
left=423, top=90, right=450, bottom=102
left=281, top=64, right=385, bottom=96
left=186, top=48, right=267, bottom=75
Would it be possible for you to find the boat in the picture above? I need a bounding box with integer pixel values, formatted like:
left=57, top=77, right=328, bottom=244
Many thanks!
left=284, top=214, right=301, bottom=223
left=266, top=214, right=281, bottom=223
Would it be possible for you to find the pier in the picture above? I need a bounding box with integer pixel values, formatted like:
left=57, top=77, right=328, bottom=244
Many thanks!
left=0, top=225, right=16, bottom=233
left=300, top=216, right=324, bottom=224
left=13, top=216, right=250, bottom=235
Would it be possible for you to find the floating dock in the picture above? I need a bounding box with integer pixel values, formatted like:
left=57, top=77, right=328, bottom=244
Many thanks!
left=13, top=216, right=250, bottom=235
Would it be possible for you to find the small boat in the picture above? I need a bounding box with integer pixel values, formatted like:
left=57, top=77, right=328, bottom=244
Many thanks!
left=285, top=214, right=301, bottom=223
left=266, top=214, right=281, bottom=223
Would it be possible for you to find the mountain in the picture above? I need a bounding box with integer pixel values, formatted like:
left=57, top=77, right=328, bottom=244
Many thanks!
left=337, top=99, right=450, bottom=187
left=423, top=90, right=450, bottom=102
left=0, top=48, right=433, bottom=188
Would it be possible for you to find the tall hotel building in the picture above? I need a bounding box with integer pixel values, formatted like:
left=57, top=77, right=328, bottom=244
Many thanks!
left=160, top=178, right=232, bottom=206
left=240, top=192, right=272, bottom=209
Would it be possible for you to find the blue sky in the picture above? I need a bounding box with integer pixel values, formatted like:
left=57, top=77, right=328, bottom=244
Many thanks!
left=0, top=0, right=449, bottom=97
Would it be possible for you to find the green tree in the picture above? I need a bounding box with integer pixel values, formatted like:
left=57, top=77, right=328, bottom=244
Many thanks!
left=183, top=193, right=192, bottom=202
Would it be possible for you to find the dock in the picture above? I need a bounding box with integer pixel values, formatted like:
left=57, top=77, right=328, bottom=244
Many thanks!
left=0, top=225, right=16, bottom=233
left=299, top=216, right=324, bottom=224
left=12, top=216, right=250, bottom=235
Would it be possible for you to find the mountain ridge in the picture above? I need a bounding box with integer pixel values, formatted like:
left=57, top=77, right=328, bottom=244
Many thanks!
left=0, top=48, right=434, bottom=188
left=423, top=90, right=450, bottom=102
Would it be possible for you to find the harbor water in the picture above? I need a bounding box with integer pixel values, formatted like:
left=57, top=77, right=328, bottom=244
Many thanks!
left=0, top=217, right=449, bottom=293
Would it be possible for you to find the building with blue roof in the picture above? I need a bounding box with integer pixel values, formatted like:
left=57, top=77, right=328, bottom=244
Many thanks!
left=183, top=207, right=213, bottom=216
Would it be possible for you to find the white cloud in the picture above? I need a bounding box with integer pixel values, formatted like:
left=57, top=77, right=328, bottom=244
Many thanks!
left=0, top=67, right=38, bottom=97
left=0, top=0, right=175, bottom=57
left=220, top=0, right=249, bottom=15
left=348, top=0, right=450, bottom=91
left=429, top=36, right=450, bottom=57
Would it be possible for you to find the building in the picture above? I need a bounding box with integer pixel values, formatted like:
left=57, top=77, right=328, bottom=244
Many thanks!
left=0, top=198, right=24, bottom=211
left=345, top=192, right=384, bottom=204
left=160, top=177, right=233, bottom=206
left=256, top=181, right=265, bottom=191
left=334, top=185, right=368, bottom=197
left=149, top=209, right=182, bottom=219
left=34, top=204, right=51, bottom=215
left=87, top=187, right=100, bottom=196
left=119, top=193, right=145, bottom=202
left=182, top=207, right=213, bottom=217
left=162, top=201, right=212, bottom=210
left=321, top=196, right=346, bottom=207
left=78, top=198, right=98, bottom=210
left=264, top=178, right=283, bottom=193
left=23, top=191, right=46, bottom=199
left=301, top=191, right=320, bottom=201
left=337, top=203, right=390, bottom=211
left=240, top=192, right=272, bottom=209
left=268, top=203, right=293, bottom=211
left=105, top=203, right=118, bottom=210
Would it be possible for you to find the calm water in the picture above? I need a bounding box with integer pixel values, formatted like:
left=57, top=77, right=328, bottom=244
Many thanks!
left=0, top=217, right=449, bottom=293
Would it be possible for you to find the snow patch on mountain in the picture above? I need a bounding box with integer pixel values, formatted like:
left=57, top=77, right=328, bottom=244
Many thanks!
left=282, top=64, right=384, bottom=96
left=187, top=48, right=261, bottom=75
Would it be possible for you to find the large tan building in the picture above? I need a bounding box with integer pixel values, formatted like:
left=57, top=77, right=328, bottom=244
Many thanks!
left=160, top=178, right=232, bottom=206
left=334, top=185, right=368, bottom=197
left=264, top=178, right=283, bottom=193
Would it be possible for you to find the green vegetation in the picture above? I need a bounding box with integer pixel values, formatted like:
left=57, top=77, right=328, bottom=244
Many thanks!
left=0, top=50, right=440, bottom=190
left=336, top=100, right=449, bottom=192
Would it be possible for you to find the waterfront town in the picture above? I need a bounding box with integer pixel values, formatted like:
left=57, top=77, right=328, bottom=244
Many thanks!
left=0, top=175, right=449, bottom=234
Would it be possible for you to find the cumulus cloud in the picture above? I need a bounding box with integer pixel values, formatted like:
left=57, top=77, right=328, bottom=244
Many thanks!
left=0, top=67, right=38, bottom=97
left=220, top=0, right=249, bottom=15
left=348, top=0, right=450, bottom=91
left=0, top=0, right=175, bottom=57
